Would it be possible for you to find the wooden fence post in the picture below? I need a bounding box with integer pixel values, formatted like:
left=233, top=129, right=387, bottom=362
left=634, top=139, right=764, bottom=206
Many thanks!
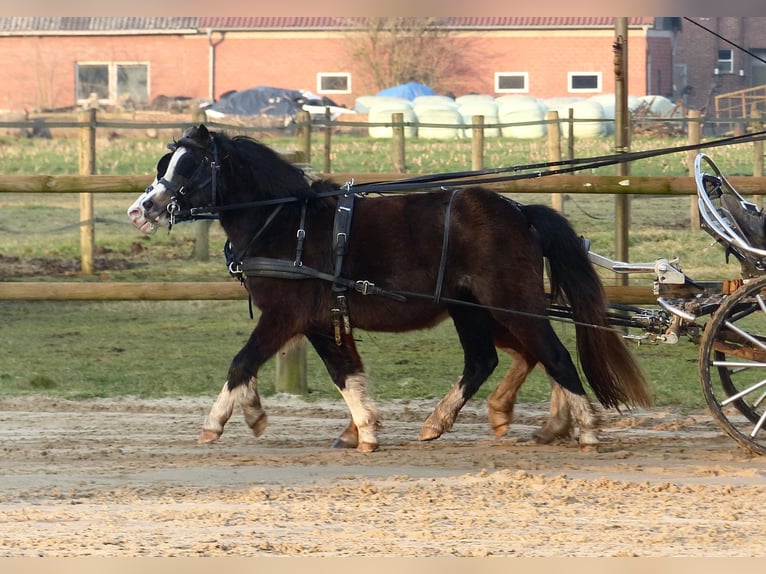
left=471, top=115, right=484, bottom=171
left=546, top=110, right=563, bottom=212
left=275, top=340, right=308, bottom=394
left=687, top=109, right=701, bottom=229
left=753, top=106, right=763, bottom=208
left=296, top=109, right=312, bottom=164
left=78, top=108, right=96, bottom=275
left=392, top=112, right=406, bottom=173
left=567, top=108, right=575, bottom=162
left=323, top=107, right=332, bottom=173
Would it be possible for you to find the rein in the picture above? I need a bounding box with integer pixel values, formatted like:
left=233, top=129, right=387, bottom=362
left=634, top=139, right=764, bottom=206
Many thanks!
left=168, top=127, right=766, bottom=339
left=185, top=128, right=766, bottom=219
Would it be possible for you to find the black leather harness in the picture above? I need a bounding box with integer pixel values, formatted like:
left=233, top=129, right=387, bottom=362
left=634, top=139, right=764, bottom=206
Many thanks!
left=225, top=186, right=461, bottom=344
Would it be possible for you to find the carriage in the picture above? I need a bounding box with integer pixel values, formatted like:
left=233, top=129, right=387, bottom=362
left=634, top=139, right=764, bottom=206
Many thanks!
left=583, top=152, right=766, bottom=456
left=127, top=125, right=766, bottom=456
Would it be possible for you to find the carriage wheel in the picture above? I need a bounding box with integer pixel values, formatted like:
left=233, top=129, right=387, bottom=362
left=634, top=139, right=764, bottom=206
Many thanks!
left=699, top=275, right=766, bottom=455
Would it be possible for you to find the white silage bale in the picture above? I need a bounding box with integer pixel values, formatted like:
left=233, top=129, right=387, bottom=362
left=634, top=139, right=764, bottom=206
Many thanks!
left=455, top=94, right=495, bottom=107
left=495, top=96, right=546, bottom=139
left=412, top=98, right=458, bottom=118
left=458, top=99, right=500, bottom=138
left=495, top=95, right=541, bottom=111
left=355, top=95, right=411, bottom=114
left=499, top=106, right=547, bottom=139
left=415, top=106, right=464, bottom=139
left=546, top=99, right=607, bottom=138
left=639, top=95, right=679, bottom=117
left=368, top=100, right=417, bottom=138
left=413, top=95, right=457, bottom=109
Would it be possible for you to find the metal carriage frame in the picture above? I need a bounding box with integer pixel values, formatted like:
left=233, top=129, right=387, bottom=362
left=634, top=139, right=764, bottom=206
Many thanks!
left=578, top=152, right=766, bottom=455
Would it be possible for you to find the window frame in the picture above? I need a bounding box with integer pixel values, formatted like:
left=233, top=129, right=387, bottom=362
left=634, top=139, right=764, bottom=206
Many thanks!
left=316, top=72, right=352, bottom=95
left=494, top=72, right=529, bottom=94
left=717, top=49, right=734, bottom=74
left=75, top=61, right=150, bottom=105
left=567, top=71, right=602, bottom=94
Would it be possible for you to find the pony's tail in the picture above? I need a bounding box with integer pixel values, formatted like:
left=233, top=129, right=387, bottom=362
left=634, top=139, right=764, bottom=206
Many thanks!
left=521, top=204, right=653, bottom=409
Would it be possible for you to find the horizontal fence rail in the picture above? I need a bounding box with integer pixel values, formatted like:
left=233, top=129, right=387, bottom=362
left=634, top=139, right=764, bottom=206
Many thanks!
left=2, top=107, right=764, bottom=394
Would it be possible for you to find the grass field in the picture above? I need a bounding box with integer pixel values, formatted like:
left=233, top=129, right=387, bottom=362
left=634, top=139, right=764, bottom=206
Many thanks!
left=0, top=130, right=762, bottom=409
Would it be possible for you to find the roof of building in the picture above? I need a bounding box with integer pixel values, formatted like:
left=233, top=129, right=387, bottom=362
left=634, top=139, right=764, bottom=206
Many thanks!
left=0, top=16, right=657, bottom=34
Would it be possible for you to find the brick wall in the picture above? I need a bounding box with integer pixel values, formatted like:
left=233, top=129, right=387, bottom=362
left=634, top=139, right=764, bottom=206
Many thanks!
left=0, top=28, right=659, bottom=113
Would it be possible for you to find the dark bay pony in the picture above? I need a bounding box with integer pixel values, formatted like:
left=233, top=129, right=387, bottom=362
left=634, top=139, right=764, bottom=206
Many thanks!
left=128, top=125, right=652, bottom=452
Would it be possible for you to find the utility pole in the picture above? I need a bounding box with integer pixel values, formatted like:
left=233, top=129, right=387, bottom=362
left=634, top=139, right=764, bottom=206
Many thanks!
left=614, top=17, right=630, bottom=285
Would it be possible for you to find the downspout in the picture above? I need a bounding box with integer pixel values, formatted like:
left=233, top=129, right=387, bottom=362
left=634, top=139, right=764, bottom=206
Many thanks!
left=207, top=29, right=226, bottom=101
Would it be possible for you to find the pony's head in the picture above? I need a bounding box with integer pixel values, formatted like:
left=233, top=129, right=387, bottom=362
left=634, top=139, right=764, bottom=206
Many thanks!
left=127, top=124, right=218, bottom=234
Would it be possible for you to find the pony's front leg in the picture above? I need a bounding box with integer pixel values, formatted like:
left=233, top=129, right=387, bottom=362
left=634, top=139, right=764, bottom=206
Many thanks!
left=199, top=377, right=267, bottom=443
left=198, top=311, right=294, bottom=444
left=307, top=331, right=380, bottom=452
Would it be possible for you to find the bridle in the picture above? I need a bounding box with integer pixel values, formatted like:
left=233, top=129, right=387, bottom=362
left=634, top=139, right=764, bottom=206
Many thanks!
left=158, top=137, right=222, bottom=227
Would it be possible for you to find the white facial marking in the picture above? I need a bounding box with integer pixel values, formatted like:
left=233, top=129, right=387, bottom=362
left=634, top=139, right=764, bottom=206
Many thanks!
left=127, top=147, right=189, bottom=234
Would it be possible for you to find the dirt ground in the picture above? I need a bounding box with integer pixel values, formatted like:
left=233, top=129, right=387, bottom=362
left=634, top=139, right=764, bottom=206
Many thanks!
left=1, top=394, right=766, bottom=557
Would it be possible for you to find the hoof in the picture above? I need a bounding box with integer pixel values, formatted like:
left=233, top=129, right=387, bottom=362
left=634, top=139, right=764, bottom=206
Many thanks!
left=531, top=430, right=556, bottom=445
left=418, top=425, right=443, bottom=441
left=356, top=442, right=378, bottom=453
left=578, top=431, right=599, bottom=447
left=492, top=424, right=509, bottom=438
left=198, top=428, right=222, bottom=444
left=332, top=437, right=359, bottom=449
left=249, top=413, right=268, bottom=438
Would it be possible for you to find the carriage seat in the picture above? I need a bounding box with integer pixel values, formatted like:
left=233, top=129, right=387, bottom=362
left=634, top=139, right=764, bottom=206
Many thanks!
left=720, top=193, right=766, bottom=249
left=696, top=153, right=766, bottom=278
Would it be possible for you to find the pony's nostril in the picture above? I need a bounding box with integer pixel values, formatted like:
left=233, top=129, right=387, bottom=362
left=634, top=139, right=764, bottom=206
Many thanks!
left=142, top=199, right=154, bottom=211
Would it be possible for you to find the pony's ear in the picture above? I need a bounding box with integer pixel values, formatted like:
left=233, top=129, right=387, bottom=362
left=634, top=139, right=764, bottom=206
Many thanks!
left=178, top=124, right=212, bottom=150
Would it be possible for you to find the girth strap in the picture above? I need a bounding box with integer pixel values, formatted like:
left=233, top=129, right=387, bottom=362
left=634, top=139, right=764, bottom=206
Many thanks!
left=238, top=257, right=407, bottom=302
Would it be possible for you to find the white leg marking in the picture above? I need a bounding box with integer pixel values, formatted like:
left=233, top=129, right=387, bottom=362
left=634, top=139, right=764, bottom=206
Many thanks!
left=420, top=377, right=466, bottom=441
left=239, top=377, right=268, bottom=437
left=562, top=387, right=600, bottom=446
left=199, top=380, right=243, bottom=443
left=339, top=373, right=380, bottom=448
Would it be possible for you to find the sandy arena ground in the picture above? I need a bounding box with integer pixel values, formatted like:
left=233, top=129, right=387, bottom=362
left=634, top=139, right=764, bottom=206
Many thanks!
left=1, top=394, right=766, bottom=557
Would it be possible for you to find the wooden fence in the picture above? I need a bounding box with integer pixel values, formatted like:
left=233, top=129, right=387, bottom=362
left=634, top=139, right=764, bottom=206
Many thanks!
left=2, top=108, right=765, bottom=393
left=2, top=107, right=765, bottom=275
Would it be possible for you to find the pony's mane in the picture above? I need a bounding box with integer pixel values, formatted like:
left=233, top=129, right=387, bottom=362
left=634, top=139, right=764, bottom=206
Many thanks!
left=211, top=131, right=333, bottom=202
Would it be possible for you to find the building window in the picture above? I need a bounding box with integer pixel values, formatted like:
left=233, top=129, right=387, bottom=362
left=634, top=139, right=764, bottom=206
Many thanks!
left=495, top=72, right=528, bottom=93
left=317, top=73, right=351, bottom=94
left=76, top=62, right=149, bottom=105
left=568, top=72, right=602, bottom=93
left=717, top=49, right=734, bottom=74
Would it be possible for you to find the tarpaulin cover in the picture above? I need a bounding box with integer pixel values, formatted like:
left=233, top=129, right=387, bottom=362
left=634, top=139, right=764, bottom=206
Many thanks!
left=376, top=82, right=435, bottom=100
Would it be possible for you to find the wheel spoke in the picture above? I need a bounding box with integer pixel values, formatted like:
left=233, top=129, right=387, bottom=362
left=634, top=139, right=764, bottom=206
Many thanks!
left=722, top=319, right=766, bottom=353
left=718, top=377, right=766, bottom=407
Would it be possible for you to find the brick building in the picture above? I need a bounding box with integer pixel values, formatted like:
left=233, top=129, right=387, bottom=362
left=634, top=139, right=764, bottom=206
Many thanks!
left=671, top=17, right=766, bottom=112
left=0, top=16, right=669, bottom=114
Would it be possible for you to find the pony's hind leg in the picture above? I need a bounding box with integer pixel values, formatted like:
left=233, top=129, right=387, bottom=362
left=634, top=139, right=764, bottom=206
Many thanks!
left=499, top=315, right=600, bottom=447
left=420, top=304, right=498, bottom=441
left=532, top=381, right=573, bottom=443
left=487, top=348, right=535, bottom=438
